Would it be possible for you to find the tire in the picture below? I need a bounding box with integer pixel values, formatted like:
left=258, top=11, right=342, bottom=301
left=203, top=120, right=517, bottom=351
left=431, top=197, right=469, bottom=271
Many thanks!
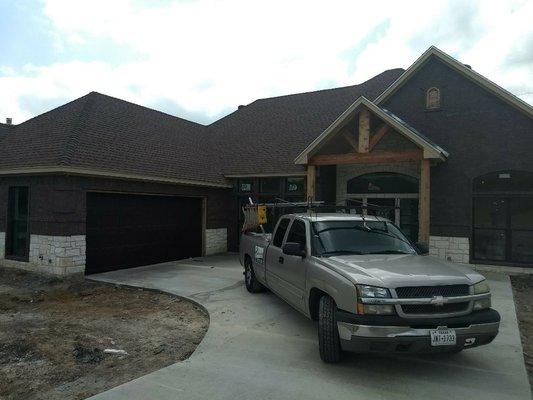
left=244, top=257, right=263, bottom=293
left=318, top=295, right=342, bottom=363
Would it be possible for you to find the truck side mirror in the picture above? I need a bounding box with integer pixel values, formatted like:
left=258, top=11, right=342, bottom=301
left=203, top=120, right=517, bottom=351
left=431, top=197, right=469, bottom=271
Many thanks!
left=415, top=241, right=429, bottom=255
left=282, top=242, right=306, bottom=258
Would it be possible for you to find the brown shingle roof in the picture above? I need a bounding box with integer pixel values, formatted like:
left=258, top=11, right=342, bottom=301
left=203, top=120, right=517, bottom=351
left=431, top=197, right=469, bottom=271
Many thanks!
left=0, top=68, right=404, bottom=185
left=0, top=92, right=228, bottom=186
left=207, top=68, right=405, bottom=176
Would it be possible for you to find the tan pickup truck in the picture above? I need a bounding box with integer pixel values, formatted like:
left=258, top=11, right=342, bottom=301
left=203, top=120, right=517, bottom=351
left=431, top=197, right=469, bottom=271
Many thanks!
left=239, top=213, right=500, bottom=363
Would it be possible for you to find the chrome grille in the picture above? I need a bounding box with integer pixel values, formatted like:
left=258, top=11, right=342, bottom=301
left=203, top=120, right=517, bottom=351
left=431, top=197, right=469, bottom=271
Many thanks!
left=395, top=285, right=469, bottom=298
left=401, top=302, right=469, bottom=315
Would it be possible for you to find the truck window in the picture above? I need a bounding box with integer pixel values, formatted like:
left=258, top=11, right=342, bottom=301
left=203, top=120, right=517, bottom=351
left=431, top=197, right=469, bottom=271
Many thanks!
left=272, top=218, right=290, bottom=247
left=286, top=219, right=306, bottom=248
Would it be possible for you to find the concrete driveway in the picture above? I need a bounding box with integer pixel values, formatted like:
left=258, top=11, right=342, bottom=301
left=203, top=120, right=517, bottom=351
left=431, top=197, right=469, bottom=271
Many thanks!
left=89, top=254, right=531, bottom=400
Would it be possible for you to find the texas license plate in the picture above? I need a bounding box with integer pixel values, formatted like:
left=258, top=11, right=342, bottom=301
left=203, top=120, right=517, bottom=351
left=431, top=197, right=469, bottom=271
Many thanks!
left=430, top=328, right=457, bottom=346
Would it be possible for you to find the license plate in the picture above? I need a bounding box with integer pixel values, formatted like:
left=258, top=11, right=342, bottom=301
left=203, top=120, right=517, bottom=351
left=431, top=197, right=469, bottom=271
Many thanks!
left=430, top=328, right=457, bottom=346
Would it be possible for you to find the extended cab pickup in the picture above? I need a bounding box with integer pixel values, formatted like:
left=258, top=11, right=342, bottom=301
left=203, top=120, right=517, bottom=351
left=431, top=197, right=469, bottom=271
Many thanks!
left=239, top=213, right=500, bottom=363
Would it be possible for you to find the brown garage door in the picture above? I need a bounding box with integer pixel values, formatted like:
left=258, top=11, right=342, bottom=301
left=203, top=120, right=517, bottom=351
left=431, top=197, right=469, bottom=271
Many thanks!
left=86, top=192, right=203, bottom=274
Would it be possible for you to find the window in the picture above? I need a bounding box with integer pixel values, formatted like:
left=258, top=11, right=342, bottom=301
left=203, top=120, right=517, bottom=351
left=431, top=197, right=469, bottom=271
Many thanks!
left=238, top=179, right=253, bottom=193
left=260, top=178, right=281, bottom=194
left=286, top=219, right=306, bottom=248
left=286, top=177, right=305, bottom=194
left=6, top=187, right=30, bottom=260
left=347, top=172, right=418, bottom=194
left=272, top=218, right=290, bottom=247
left=426, top=87, right=441, bottom=109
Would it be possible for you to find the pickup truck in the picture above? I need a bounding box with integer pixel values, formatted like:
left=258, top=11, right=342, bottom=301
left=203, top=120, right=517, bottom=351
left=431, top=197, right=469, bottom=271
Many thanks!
left=239, top=213, right=500, bottom=363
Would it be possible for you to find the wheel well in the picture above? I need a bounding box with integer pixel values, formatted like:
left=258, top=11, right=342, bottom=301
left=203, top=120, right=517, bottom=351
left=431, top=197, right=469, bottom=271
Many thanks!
left=309, top=288, right=329, bottom=321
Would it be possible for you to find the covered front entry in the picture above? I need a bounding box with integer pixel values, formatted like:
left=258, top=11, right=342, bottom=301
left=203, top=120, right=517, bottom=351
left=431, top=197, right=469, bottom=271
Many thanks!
left=86, top=192, right=203, bottom=274
left=295, top=97, right=448, bottom=244
left=345, top=172, right=419, bottom=241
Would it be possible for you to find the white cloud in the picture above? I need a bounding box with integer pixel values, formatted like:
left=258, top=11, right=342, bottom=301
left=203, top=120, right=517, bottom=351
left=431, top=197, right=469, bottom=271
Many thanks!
left=1, top=0, right=532, bottom=124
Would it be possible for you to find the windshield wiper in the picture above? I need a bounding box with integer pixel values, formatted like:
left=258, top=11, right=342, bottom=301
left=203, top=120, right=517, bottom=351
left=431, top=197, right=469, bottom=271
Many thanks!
left=365, top=250, right=412, bottom=255
left=320, top=250, right=365, bottom=256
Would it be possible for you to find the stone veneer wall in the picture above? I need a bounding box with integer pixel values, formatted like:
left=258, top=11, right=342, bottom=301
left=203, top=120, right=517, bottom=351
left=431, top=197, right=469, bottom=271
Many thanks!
left=205, top=228, right=227, bottom=255
left=336, top=162, right=420, bottom=204
left=429, top=236, right=470, bottom=264
left=0, top=234, right=86, bottom=276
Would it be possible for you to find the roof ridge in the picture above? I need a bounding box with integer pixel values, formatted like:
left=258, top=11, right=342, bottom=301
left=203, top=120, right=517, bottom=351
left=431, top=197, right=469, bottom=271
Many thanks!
left=88, top=91, right=209, bottom=128
left=60, top=93, right=96, bottom=166
left=251, top=68, right=405, bottom=103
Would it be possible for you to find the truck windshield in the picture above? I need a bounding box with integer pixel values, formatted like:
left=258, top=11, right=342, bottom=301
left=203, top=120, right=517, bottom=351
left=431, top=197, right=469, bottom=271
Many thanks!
left=311, top=220, right=416, bottom=256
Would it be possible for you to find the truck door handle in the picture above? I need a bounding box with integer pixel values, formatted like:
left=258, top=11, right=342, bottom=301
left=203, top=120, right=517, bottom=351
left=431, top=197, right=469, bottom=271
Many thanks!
left=278, top=256, right=284, bottom=264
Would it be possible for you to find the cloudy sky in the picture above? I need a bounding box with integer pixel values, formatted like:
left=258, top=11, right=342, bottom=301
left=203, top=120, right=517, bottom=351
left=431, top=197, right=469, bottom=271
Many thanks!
left=1, top=0, right=532, bottom=125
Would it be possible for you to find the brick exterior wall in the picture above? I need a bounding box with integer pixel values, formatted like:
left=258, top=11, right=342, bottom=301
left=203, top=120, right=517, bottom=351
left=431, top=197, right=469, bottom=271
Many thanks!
left=0, top=175, right=237, bottom=276
left=382, top=57, right=533, bottom=238
left=429, top=235, right=470, bottom=264
left=205, top=228, right=228, bottom=255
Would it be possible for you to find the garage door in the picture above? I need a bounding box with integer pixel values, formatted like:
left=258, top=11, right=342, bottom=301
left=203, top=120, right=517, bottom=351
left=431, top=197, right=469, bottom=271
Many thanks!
left=86, top=192, right=203, bottom=274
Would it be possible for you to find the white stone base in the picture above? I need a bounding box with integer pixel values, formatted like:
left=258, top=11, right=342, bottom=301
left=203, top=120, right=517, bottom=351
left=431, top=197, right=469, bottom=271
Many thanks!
left=0, top=233, right=86, bottom=276
left=429, top=235, right=470, bottom=264
left=205, top=228, right=227, bottom=255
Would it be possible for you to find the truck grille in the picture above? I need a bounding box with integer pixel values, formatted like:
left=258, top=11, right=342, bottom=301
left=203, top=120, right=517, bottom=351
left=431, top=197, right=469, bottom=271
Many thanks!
left=401, top=302, right=469, bottom=315
left=395, top=285, right=469, bottom=298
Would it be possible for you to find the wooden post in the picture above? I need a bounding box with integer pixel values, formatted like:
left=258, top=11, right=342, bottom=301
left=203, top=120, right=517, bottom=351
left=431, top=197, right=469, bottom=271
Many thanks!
left=418, top=159, right=430, bottom=244
left=358, top=108, right=370, bottom=153
left=307, top=165, right=316, bottom=202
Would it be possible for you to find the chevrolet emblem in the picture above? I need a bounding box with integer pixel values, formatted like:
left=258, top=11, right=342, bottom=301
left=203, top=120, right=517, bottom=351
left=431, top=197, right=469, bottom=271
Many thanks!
left=430, top=295, right=447, bottom=306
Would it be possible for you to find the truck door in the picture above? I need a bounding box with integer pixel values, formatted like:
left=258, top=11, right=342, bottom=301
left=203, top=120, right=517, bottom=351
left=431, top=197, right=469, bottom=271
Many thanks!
left=265, top=217, right=292, bottom=302
left=278, top=218, right=308, bottom=311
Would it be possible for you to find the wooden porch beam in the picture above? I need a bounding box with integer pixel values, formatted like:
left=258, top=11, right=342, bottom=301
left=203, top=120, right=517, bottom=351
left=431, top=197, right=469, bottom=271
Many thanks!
left=309, top=150, right=422, bottom=166
left=369, top=124, right=390, bottom=151
left=307, top=165, right=316, bottom=201
left=418, top=159, right=430, bottom=244
left=358, top=108, right=370, bottom=153
left=342, top=132, right=358, bottom=152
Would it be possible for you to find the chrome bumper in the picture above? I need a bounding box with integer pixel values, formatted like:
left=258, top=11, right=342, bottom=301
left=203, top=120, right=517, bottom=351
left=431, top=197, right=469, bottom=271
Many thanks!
left=338, top=321, right=500, bottom=340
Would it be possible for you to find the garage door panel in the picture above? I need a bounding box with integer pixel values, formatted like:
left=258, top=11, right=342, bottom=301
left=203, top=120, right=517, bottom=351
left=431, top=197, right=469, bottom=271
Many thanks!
left=86, top=193, right=202, bottom=274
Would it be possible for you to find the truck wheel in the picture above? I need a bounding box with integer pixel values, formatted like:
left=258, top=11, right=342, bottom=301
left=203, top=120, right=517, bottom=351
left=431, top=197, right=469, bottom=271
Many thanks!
left=244, top=257, right=263, bottom=293
left=318, top=295, right=342, bottom=363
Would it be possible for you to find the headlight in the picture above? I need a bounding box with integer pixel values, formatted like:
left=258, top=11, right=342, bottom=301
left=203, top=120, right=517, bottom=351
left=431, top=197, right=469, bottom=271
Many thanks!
left=473, top=280, right=491, bottom=310
left=357, top=285, right=391, bottom=298
left=473, top=280, right=490, bottom=294
left=356, top=285, right=395, bottom=315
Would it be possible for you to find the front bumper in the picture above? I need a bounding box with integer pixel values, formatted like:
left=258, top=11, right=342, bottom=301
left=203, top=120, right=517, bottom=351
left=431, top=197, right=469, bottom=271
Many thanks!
left=336, top=308, right=500, bottom=353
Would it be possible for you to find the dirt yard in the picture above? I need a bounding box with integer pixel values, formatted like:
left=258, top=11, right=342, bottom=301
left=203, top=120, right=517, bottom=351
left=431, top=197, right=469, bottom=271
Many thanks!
left=0, top=268, right=209, bottom=400
left=511, top=274, right=533, bottom=391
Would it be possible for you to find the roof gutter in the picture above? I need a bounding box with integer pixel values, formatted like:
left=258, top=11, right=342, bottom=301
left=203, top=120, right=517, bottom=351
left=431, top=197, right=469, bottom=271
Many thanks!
left=0, top=166, right=232, bottom=189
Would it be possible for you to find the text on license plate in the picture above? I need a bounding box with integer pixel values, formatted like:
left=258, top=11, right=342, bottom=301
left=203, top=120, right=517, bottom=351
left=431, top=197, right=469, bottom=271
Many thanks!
left=430, top=328, right=457, bottom=346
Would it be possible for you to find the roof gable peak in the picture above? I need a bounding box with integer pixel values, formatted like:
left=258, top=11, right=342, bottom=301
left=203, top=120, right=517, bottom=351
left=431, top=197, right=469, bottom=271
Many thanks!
left=375, top=46, right=533, bottom=118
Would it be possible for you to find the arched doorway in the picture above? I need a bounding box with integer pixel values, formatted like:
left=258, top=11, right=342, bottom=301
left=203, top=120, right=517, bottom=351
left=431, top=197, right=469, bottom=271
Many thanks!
left=473, top=171, right=533, bottom=264
left=346, top=172, right=419, bottom=241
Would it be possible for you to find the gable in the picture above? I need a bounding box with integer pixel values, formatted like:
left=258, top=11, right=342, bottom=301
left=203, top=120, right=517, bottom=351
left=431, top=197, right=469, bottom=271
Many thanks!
left=294, top=97, right=447, bottom=165
left=376, top=47, right=533, bottom=118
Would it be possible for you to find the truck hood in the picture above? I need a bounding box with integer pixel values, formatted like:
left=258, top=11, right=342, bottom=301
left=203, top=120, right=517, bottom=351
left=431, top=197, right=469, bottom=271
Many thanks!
left=320, top=254, right=484, bottom=288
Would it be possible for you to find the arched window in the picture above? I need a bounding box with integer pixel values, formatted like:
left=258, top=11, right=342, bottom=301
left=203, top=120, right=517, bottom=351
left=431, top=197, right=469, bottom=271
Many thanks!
left=426, top=87, right=441, bottom=109
left=347, top=172, right=418, bottom=194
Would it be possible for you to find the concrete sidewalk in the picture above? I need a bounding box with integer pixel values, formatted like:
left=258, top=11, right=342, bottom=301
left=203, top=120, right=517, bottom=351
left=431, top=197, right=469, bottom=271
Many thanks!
left=89, top=254, right=531, bottom=400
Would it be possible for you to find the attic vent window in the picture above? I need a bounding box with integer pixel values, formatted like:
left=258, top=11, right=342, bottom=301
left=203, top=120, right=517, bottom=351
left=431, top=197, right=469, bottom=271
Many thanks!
left=426, top=87, right=441, bottom=109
